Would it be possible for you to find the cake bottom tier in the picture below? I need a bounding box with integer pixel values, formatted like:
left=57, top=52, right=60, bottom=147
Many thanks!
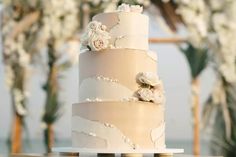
left=72, top=101, right=166, bottom=150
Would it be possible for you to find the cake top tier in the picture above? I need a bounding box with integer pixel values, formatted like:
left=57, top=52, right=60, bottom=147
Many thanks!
left=80, top=4, right=149, bottom=52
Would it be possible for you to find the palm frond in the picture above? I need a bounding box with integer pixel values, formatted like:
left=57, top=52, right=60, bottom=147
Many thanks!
left=180, top=43, right=208, bottom=79
left=42, top=90, right=62, bottom=124
left=42, top=44, right=62, bottom=125
left=203, top=77, right=236, bottom=156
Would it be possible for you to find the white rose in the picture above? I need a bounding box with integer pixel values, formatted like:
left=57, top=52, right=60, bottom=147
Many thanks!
left=81, top=20, right=110, bottom=51
left=153, top=89, right=165, bottom=104
left=136, top=88, right=154, bottom=102
left=136, top=72, right=161, bottom=87
left=89, top=35, right=109, bottom=51
left=100, top=24, right=107, bottom=31
left=87, top=21, right=102, bottom=31
left=154, top=79, right=164, bottom=90
left=130, top=5, right=143, bottom=13
left=117, top=3, right=131, bottom=12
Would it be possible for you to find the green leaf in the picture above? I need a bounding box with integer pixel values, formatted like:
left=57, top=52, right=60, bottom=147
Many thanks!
left=180, top=43, right=208, bottom=79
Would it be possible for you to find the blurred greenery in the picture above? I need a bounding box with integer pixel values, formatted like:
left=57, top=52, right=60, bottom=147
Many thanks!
left=203, top=76, right=236, bottom=157
left=180, top=43, right=208, bottom=79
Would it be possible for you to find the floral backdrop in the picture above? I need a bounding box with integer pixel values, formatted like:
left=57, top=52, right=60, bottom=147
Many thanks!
left=177, top=0, right=236, bottom=156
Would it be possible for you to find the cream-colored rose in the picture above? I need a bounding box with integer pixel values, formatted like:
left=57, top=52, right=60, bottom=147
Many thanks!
left=136, top=72, right=161, bottom=87
left=89, top=35, right=109, bottom=51
left=154, top=80, right=164, bottom=90
left=87, top=21, right=101, bottom=31
left=117, top=3, right=131, bottom=12
left=81, top=20, right=110, bottom=51
left=130, top=5, right=143, bottom=13
left=136, top=88, right=154, bottom=102
left=153, top=89, right=165, bottom=104
left=100, top=24, right=107, bottom=31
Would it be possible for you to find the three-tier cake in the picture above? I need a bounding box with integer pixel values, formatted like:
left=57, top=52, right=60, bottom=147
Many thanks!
left=71, top=4, right=167, bottom=151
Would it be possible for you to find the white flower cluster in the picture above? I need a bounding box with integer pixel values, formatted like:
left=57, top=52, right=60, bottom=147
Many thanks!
left=177, top=0, right=236, bottom=83
left=211, top=2, right=236, bottom=83
left=13, top=89, right=28, bottom=116
left=117, top=3, right=143, bottom=13
left=135, top=72, right=165, bottom=104
left=176, top=0, right=209, bottom=47
left=35, top=0, right=80, bottom=68
left=2, top=19, right=31, bottom=81
left=80, top=21, right=111, bottom=51
left=38, top=0, right=79, bottom=51
left=2, top=0, right=79, bottom=117
left=2, top=7, right=33, bottom=117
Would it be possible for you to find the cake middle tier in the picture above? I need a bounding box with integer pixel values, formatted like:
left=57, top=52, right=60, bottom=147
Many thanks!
left=79, top=49, right=157, bottom=102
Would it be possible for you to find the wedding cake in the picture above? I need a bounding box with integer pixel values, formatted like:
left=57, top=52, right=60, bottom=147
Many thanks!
left=72, top=4, right=166, bottom=151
